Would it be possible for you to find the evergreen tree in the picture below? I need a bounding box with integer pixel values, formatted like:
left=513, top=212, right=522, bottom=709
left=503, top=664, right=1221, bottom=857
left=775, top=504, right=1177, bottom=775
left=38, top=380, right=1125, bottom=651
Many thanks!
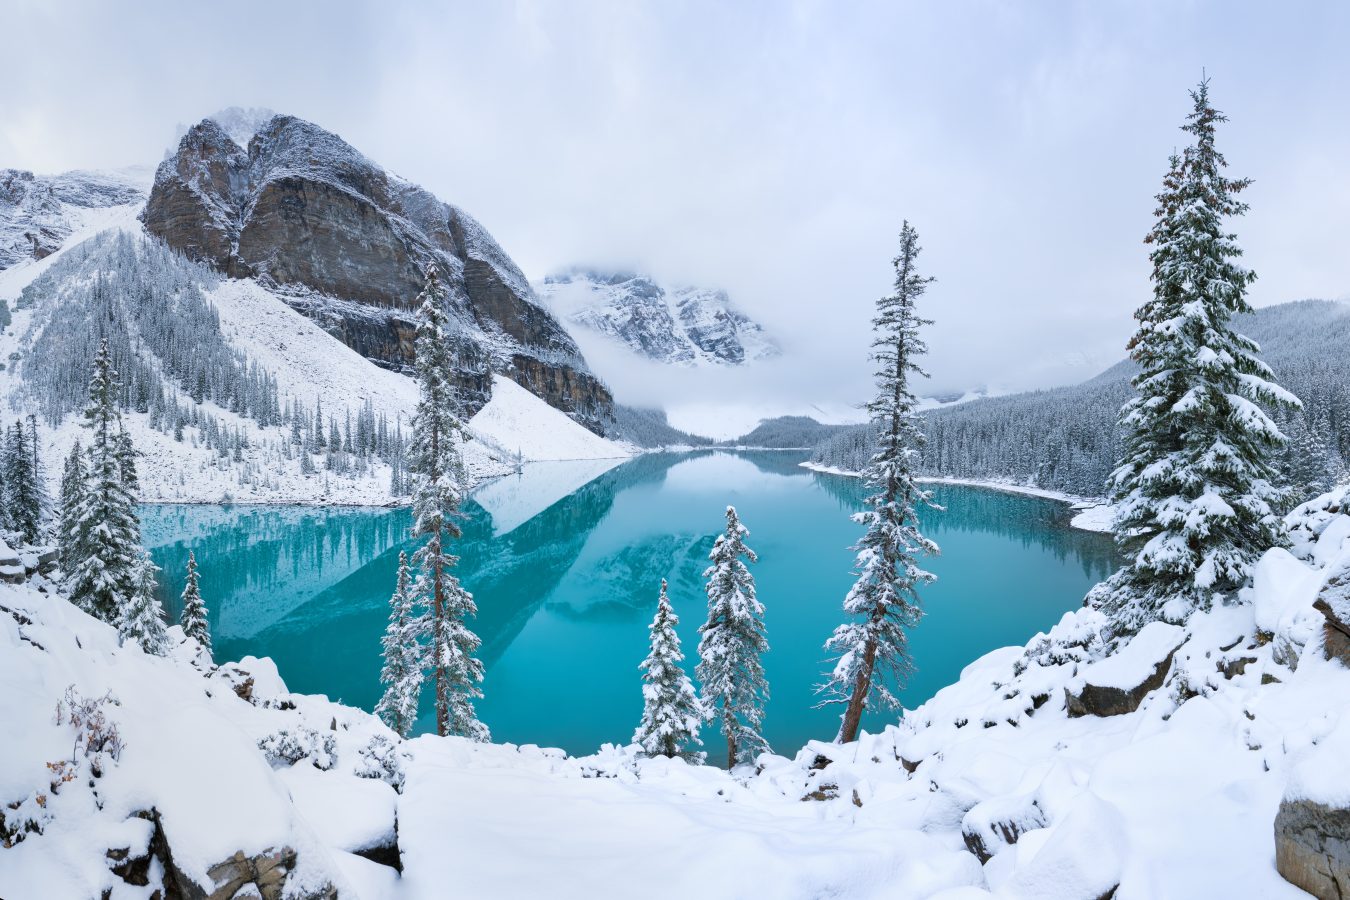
left=819, top=221, right=940, bottom=744
left=26, top=414, right=48, bottom=526
left=696, top=505, right=769, bottom=768
left=3, top=420, right=42, bottom=542
left=179, top=551, right=212, bottom=656
left=118, top=550, right=169, bottom=655
left=375, top=551, right=425, bottom=738
left=633, top=579, right=704, bottom=762
left=408, top=265, right=489, bottom=741
left=1099, top=78, right=1300, bottom=636
left=56, top=441, right=87, bottom=574
left=68, top=339, right=142, bottom=622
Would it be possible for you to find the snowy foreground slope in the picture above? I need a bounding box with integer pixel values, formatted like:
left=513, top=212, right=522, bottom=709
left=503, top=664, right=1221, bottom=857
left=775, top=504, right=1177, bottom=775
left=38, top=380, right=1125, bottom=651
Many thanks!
left=5, top=493, right=1350, bottom=898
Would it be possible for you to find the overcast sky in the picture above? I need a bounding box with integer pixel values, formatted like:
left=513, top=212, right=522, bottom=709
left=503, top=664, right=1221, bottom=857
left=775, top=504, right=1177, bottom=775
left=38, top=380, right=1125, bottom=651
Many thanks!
left=5, top=1, right=1349, bottom=430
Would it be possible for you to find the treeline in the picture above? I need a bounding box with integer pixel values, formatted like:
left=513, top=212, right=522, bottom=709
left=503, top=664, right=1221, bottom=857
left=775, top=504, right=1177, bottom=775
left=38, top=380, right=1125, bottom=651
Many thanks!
left=612, top=404, right=714, bottom=448
left=726, top=415, right=852, bottom=449
left=812, top=300, right=1350, bottom=501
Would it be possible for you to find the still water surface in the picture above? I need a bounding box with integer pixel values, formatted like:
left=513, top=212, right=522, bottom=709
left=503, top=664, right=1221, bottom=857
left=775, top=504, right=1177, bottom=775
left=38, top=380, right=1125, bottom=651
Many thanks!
left=145, top=451, right=1117, bottom=759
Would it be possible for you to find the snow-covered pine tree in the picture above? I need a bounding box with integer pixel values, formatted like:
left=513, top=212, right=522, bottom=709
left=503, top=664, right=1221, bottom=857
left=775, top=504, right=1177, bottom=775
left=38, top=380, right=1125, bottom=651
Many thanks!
left=1098, top=78, right=1301, bottom=636
left=179, top=551, right=212, bottom=656
left=408, top=265, right=489, bottom=741
left=819, top=220, right=940, bottom=744
left=26, top=414, right=49, bottom=527
left=118, top=551, right=169, bottom=655
left=3, top=420, right=42, bottom=542
left=696, top=505, right=769, bottom=768
left=375, top=550, right=425, bottom=738
left=56, top=441, right=87, bottom=574
left=633, top=579, right=704, bottom=762
left=68, top=339, right=142, bottom=623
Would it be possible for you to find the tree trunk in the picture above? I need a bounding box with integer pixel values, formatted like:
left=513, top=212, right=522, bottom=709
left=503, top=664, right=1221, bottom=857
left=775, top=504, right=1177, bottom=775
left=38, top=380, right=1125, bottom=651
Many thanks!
left=725, top=712, right=737, bottom=769
left=838, top=637, right=878, bottom=744
left=433, top=537, right=448, bottom=737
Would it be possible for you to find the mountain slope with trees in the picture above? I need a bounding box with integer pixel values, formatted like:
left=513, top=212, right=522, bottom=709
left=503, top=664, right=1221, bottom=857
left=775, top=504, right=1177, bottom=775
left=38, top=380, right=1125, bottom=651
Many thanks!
left=812, top=299, right=1350, bottom=500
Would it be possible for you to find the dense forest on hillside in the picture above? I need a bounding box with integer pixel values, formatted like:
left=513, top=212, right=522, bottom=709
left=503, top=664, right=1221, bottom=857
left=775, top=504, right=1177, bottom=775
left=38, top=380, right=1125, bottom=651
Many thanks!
left=11, top=232, right=409, bottom=485
left=812, top=300, right=1350, bottom=500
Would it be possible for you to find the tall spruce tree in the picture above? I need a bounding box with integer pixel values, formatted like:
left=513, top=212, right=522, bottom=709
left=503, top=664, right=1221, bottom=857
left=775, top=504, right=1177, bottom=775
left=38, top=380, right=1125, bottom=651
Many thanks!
left=3, top=420, right=42, bottom=542
left=118, top=550, right=169, bottom=655
left=408, top=265, right=489, bottom=741
left=819, top=221, right=940, bottom=744
left=1099, top=78, right=1300, bottom=636
left=57, top=441, right=87, bottom=574
left=696, top=506, right=769, bottom=768
left=376, top=551, right=425, bottom=738
left=179, top=551, right=212, bottom=656
left=68, top=339, right=142, bottom=623
left=633, top=579, right=704, bottom=762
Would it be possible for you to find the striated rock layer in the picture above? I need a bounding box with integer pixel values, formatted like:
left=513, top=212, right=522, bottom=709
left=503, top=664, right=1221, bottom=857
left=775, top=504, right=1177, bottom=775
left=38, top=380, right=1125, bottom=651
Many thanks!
left=143, top=115, right=613, bottom=433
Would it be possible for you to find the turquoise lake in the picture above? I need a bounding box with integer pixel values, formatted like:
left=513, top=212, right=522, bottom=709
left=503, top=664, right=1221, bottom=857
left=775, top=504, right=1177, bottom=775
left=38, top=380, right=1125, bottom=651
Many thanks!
left=144, top=451, right=1117, bottom=762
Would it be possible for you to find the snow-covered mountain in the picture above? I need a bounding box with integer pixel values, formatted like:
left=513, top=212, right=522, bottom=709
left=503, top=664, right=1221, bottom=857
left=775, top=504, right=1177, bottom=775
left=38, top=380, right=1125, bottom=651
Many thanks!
left=142, top=113, right=615, bottom=435
left=535, top=269, right=778, bottom=367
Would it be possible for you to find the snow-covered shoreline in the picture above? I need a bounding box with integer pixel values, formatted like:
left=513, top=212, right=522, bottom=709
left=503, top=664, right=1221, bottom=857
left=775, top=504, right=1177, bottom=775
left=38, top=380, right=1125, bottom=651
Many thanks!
left=6, top=486, right=1350, bottom=898
left=798, top=461, right=1114, bottom=534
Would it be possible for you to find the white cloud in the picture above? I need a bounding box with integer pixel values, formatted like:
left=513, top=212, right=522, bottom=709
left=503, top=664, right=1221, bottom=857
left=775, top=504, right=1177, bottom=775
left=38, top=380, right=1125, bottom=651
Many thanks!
left=2, top=0, right=1347, bottom=414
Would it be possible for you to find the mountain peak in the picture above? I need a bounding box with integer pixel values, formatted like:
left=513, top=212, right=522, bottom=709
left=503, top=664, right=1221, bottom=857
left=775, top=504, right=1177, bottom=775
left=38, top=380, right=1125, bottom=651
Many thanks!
left=142, top=113, right=615, bottom=434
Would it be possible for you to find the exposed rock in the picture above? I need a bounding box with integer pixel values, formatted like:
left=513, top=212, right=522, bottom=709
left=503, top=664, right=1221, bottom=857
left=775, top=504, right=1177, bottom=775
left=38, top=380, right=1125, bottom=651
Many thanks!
left=212, top=665, right=255, bottom=703
left=354, top=834, right=402, bottom=872
left=105, top=812, right=156, bottom=887
left=801, top=783, right=840, bottom=802
left=961, top=795, right=1046, bottom=863
left=1275, top=797, right=1350, bottom=899
left=1066, top=622, right=1185, bottom=718
left=1313, top=574, right=1350, bottom=668
left=143, top=116, right=613, bottom=434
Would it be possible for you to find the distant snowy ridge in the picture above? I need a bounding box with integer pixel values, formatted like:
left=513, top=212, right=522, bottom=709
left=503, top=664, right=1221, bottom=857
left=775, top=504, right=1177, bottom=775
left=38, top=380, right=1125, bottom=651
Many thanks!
left=535, top=269, right=778, bottom=367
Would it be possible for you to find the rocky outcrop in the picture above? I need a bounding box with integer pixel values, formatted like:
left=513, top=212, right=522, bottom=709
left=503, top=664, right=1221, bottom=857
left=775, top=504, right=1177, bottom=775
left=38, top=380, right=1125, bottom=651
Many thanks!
left=1314, top=569, right=1350, bottom=668
left=1275, top=797, right=1350, bottom=899
left=1066, top=622, right=1185, bottom=718
left=101, top=809, right=335, bottom=900
left=961, top=795, right=1047, bottom=863
left=143, top=115, right=613, bottom=433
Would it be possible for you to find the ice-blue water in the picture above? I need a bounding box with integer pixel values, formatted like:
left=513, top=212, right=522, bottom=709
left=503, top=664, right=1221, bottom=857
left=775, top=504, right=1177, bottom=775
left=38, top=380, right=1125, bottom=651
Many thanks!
left=144, top=451, right=1117, bottom=760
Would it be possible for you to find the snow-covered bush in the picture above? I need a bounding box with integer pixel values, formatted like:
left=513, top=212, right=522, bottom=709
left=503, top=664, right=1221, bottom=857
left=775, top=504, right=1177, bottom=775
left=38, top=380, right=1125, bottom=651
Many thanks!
left=257, top=726, right=337, bottom=771
left=354, top=734, right=405, bottom=790
left=3, top=687, right=125, bottom=849
left=54, top=685, right=124, bottom=775
left=1013, top=608, right=1107, bottom=676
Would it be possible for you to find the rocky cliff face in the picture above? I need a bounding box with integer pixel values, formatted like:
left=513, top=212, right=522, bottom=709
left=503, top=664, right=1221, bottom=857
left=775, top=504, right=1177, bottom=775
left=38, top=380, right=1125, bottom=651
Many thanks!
left=142, top=115, right=613, bottom=434
left=536, top=269, right=777, bottom=368
left=0, top=168, right=146, bottom=269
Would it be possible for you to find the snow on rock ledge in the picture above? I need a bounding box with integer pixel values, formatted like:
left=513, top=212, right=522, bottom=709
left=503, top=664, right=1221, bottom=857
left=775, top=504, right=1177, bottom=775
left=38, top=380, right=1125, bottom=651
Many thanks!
left=1276, top=716, right=1350, bottom=899
left=1064, top=621, right=1185, bottom=717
